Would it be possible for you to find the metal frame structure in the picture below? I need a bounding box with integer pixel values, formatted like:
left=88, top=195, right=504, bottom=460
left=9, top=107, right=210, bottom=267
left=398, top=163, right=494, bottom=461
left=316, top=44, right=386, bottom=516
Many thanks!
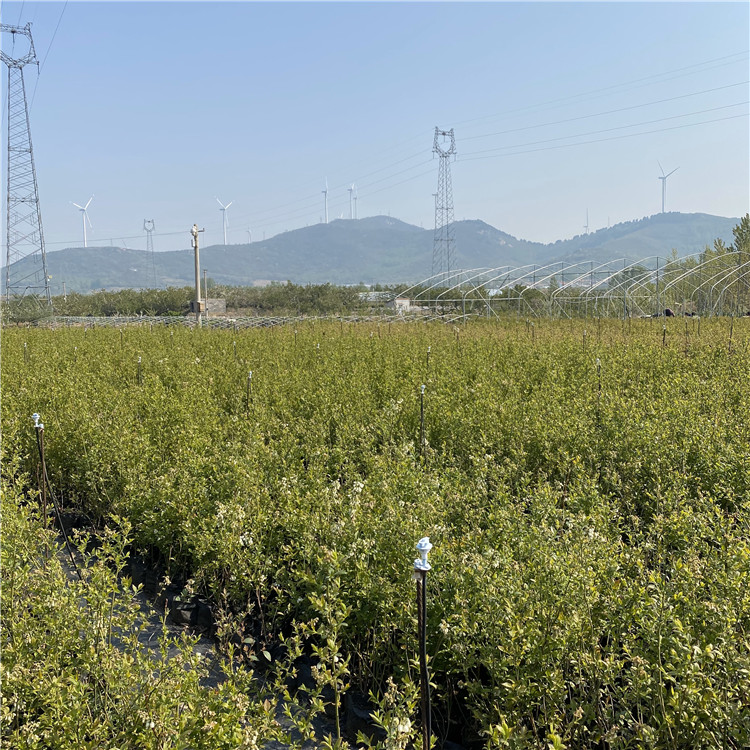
left=2, top=22, right=50, bottom=306
left=402, top=251, right=750, bottom=320
left=431, top=127, right=456, bottom=280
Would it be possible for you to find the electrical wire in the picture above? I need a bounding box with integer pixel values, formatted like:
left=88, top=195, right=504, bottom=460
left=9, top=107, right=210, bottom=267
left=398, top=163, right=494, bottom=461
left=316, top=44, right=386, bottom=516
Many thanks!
left=461, top=102, right=749, bottom=159
left=454, top=49, right=750, bottom=131
left=462, top=81, right=750, bottom=143
left=29, top=0, right=68, bottom=111
left=461, top=111, right=749, bottom=162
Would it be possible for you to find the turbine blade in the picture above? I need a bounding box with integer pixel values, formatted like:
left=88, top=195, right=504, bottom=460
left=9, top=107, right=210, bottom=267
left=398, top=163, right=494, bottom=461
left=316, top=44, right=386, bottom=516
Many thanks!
left=85, top=196, right=93, bottom=209
left=666, top=167, right=679, bottom=177
left=86, top=213, right=93, bottom=229
left=658, top=161, right=665, bottom=176
left=72, top=202, right=83, bottom=209
left=226, top=201, right=233, bottom=209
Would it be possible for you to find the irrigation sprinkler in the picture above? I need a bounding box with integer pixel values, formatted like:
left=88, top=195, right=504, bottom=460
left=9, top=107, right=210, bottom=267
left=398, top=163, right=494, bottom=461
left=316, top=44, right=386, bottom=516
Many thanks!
left=74, top=346, right=78, bottom=363
left=233, top=341, right=237, bottom=362
left=32, top=413, right=47, bottom=529
left=662, top=325, right=666, bottom=351
left=31, top=413, right=82, bottom=579
left=24, top=342, right=28, bottom=363
left=427, top=346, right=431, bottom=369
left=137, top=356, right=142, bottom=386
left=420, top=384, right=426, bottom=458
left=120, top=329, right=124, bottom=350
left=596, top=358, right=602, bottom=423
left=246, top=371, right=253, bottom=412
left=413, top=537, right=433, bottom=750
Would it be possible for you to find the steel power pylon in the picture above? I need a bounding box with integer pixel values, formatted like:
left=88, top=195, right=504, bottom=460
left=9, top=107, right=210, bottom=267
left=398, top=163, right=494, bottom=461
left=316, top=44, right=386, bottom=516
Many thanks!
left=432, top=127, right=456, bottom=283
left=2, top=23, right=50, bottom=306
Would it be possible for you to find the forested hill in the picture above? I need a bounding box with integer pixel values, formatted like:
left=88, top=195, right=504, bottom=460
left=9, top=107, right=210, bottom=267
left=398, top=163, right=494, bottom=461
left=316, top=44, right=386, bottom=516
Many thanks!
left=4, top=212, right=740, bottom=293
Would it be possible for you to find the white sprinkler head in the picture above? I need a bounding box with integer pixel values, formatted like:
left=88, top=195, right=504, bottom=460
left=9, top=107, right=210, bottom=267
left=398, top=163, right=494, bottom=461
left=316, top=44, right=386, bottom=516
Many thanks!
left=414, top=536, right=433, bottom=571
left=32, top=413, right=41, bottom=427
left=421, top=384, right=426, bottom=395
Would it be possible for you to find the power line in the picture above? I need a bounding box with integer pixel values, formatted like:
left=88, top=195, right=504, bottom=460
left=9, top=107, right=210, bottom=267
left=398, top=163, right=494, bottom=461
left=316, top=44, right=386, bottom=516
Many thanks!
left=462, top=102, right=749, bottom=159
left=462, top=81, right=749, bottom=143
left=29, top=1, right=68, bottom=111
left=460, top=112, right=749, bottom=162
left=453, top=49, right=749, bottom=132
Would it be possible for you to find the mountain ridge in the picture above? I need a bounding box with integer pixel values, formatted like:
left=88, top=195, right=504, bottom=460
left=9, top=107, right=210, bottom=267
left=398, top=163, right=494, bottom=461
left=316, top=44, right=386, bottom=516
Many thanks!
left=4, top=212, right=741, bottom=293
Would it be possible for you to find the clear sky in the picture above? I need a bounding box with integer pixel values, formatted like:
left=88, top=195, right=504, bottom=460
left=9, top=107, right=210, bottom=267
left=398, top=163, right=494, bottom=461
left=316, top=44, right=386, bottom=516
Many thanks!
left=1, top=1, right=748, bottom=256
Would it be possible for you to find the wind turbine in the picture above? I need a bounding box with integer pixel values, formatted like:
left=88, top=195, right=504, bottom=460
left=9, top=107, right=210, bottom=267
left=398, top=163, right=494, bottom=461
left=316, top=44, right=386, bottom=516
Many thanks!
left=71, top=196, right=94, bottom=247
left=216, top=197, right=233, bottom=245
left=348, top=184, right=355, bottom=219
left=322, top=179, right=328, bottom=224
left=658, top=162, right=679, bottom=214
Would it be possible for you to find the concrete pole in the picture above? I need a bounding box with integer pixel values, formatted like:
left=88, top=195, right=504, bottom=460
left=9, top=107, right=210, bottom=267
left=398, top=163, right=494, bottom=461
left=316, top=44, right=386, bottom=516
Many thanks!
left=191, top=224, right=204, bottom=327
left=203, top=269, right=209, bottom=320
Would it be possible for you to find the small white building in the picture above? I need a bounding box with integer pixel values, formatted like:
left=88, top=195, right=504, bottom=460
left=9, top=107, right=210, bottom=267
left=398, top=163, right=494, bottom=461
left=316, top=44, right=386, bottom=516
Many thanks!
left=387, top=297, right=412, bottom=312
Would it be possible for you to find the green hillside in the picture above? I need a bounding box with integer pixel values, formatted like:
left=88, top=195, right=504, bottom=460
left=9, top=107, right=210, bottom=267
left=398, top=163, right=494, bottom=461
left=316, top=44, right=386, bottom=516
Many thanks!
left=3, top=212, right=741, bottom=293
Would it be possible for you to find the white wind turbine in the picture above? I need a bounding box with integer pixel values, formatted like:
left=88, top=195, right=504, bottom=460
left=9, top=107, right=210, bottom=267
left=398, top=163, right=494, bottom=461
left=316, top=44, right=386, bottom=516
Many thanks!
left=71, top=196, right=94, bottom=248
left=658, top=162, right=679, bottom=214
left=216, top=197, right=233, bottom=245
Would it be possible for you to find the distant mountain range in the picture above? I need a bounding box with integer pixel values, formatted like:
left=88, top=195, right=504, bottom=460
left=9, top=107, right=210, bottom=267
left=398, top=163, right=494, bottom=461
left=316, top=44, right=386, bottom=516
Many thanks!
left=4, top=212, right=742, bottom=294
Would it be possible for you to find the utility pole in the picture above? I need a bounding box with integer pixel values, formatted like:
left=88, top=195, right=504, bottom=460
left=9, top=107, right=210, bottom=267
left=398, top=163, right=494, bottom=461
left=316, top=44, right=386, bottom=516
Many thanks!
left=191, top=224, right=204, bottom=327
left=144, top=219, right=156, bottom=288
left=203, top=268, right=209, bottom=320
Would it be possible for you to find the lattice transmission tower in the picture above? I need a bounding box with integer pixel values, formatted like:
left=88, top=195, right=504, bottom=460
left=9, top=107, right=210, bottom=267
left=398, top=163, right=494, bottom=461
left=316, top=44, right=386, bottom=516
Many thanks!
left=431, top=127, right=457, bottom=283
left=2, top=23, right=50, bottom=306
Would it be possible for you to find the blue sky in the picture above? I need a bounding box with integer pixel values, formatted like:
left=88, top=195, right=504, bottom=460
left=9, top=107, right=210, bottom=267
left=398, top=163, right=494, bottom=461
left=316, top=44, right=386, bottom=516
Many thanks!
left=2, top=1, right=748, bottom=257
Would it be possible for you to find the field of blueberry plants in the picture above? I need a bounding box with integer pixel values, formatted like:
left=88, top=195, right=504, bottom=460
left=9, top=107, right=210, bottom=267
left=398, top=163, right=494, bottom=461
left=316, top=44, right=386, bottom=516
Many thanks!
left=2, top=317, right=749, bottom=749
